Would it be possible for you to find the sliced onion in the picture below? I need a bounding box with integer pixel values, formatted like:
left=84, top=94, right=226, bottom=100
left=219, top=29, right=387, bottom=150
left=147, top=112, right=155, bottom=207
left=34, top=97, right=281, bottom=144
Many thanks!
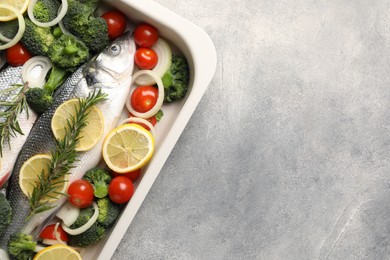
left=54, top=222, right=67, bottom=245
left=0, top=52, right=6, bottom=70
left=22, top=56, right=52, bottom=88
left=61, top=201, right=98, bottom=235
left=119, top=117, right=156, bottom=137
left=28, top=0, right=68, bottom=27
left=134, top=38, right=172, bottom=85
left=42, top=238, right=63, bottom=246
left=0, top=34, right=11, bottom=43
left=56, top=202, right=81, bottom=227
left=0, top=4, right=25, bottom=50
left=126, top=70, right=164, bottom=119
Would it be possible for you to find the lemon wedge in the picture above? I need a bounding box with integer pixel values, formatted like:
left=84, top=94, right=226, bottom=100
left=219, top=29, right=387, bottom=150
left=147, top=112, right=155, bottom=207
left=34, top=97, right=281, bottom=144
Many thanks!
left=51, top=99, right=104, bottom=152
left=19, top=154, right=68, bottom=202
left=102, top=123, right=155, bottom=173
left=33, top=244, right=82, bottom=260
left=0, top=0, right=29, bottom=21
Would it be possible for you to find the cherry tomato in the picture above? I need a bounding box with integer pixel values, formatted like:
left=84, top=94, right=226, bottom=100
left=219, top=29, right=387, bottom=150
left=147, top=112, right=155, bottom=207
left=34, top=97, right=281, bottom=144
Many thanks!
left=131, top=86, right=158, bottom=113
left=6, top=42, right=32, bottom=66
left=112, top=169, right=141, bottom=182
left=67, top=180, right=94, bottom=208
left=134, top=48, right=158, bottom=69
left=101, top=10, right=127, bottom=40
left=39, top=224, right=68, bottom=241
left=133, top=23, right=159, bottom=47
left=108, top=176, right=134, bottom=204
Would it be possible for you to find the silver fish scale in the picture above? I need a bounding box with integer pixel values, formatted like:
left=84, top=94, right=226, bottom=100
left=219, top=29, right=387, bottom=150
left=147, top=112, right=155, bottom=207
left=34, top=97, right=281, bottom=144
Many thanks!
left=0, top=66, right=85, bottom=247
left=0, top=66, right=24, bottom=112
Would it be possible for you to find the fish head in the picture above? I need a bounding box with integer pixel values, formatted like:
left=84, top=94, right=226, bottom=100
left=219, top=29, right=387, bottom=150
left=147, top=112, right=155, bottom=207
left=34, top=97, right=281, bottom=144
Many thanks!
left=84, top=31, right=136, bottom=90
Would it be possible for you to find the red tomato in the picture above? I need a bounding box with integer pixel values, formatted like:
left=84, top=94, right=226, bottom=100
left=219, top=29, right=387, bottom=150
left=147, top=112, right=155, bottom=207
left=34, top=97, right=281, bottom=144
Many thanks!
left=101, top=10, right=127, bottom=40
left=67, top=180, right=94, bottom=208
left=134, top=48, right=158, bottom=69
left=6, top=42, right=32, bottom=66
left=39, top=224, right=68, bottom=241
left=131, top=86, right=158, bottom=113
left=112, top=169, right=141, bottom=182
left=133, top=23, right=159, bottom=47
left=108, top=176, right=134, bottom=204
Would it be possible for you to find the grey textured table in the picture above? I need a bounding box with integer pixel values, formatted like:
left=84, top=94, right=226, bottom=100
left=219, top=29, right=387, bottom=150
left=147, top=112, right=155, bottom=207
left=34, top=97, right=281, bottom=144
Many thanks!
left=113, top=1, right=390, bottom=259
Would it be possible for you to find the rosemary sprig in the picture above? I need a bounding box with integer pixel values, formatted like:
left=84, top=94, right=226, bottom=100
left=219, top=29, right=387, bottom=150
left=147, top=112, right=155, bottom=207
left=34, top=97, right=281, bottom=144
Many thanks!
left=0, top=83, right=29, bottom=156
left=27, top=89, right=107, bottom=219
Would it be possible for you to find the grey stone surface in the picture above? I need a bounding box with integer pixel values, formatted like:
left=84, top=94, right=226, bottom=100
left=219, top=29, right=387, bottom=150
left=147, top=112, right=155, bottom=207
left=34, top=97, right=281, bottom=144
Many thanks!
left=113, top=0, right=390, bottom=259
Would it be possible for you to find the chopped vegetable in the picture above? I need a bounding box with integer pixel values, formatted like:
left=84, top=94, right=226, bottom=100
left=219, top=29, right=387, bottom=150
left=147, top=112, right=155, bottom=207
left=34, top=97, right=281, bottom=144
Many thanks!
left=5, top=42, right=31, bottom=66
left=101, top=10, right=127, bottom=40
left=67, top=222, right=105, bottom=248
left=56, top=202, right=80, bottom=227
left=0, top=193, right=12, bottom=237
left=32, top=0, right=61, bottom=23
left=7, top=233, right=36, bottom=260
left=67, top=179, right=94, bottom=208
left=83, top=167, right=112, bottom=198
left=66, top=205, right=104, bottom=247
left=39, top=224, right=68, bottom=242
left=155, top=109, right=164, bottom=121
left=134, top=23, right=159, bottom=48
left=97, top=197, right=121, bottom=227
left=22, top=18, right=55, bottom=56
left=135, top=47, right=158, bottom=70
left=108, top=176, right=134, bottom=204
left=62, top=202, right=99, bottom=236
left=25, top=65, right=69, bottom=114
left=161, top=55, right=190, bottom=103
left=62, top=0, right=109, bottom=52
left=47, top=34, right=90, bottom=70
left=126, top=70, right=165, bottom=119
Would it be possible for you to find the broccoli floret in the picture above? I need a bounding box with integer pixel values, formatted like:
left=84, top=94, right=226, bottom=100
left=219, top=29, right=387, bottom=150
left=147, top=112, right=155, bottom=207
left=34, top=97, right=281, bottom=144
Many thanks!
left=33, top=0, right=61, bottom=23
left=47, top=34, right=90, bottom=70
left=21, top=18, right=55, bottom=56
left=67, top=223, right=105, bottom=248
left=83, top=168, right=112, bottom=198
left=62, top=0, right=109, bottom=52
left=0, top=193, right=12, bottom=237
left=97, top=197, right=121, bottom=227
left=161, top=55, right=190, bottom=103
left=0, top=20, right=18, bottom=39
left=7, top=233, right=37, bottom=260
left=25, top=88, right=52, bottom=115
left=70, top=206, right=95, bottom=229
left=26, top=66, right=69, bottom=114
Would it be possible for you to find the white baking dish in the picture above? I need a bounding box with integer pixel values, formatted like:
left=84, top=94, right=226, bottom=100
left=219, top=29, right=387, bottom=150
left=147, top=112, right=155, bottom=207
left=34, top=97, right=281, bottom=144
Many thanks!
left=82, top=0, right=217, bottom=259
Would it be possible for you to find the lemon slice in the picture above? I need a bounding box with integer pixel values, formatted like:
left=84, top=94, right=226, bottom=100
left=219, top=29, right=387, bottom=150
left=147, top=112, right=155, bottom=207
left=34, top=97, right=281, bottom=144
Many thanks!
left=0, top=0, right=29, bottom=22
left=102, top=123, right=155, bottom=173
left=19, top=154, right=68, bottom=202
left=51, top=99, right=104, bottom=152
left=33, top=244, right=82, bottom=260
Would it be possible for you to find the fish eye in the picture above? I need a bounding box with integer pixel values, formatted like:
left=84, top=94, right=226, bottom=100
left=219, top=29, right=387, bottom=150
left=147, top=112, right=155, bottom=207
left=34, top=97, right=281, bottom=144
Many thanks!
left=108, top=44, right=121, bottom=55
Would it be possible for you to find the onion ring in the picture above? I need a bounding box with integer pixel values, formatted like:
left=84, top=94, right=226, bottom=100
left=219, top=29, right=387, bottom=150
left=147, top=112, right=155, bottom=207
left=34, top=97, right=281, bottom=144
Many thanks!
left=28, top=0, right=68, bottom=27
left=0, top=4, right=26, bottom=50
left=22, top=56, right=53, bottom=88
left=126, top=70, right=165, bottom=119
left=61, top=201, right=99, bottom=235
left=134, top=38, right=172, bottom=85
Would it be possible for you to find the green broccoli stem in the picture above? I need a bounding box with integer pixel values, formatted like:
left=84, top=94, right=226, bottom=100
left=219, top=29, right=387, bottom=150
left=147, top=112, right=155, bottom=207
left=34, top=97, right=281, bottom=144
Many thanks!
left=64, top=44, right=79, bottom=55
left=43, top=65, right=69, bottom=95
left=94, top=180, right=108, bottom=198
